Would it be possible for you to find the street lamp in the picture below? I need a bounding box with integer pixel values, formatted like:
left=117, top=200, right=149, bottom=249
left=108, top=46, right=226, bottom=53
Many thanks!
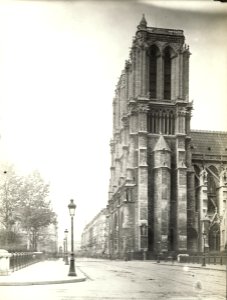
left=63, top=238, right=66, bottom=262
left=201, top=215, right=210, bottom=267
left=156, top=241, right=161, bottom=263
left=64, top=229, right=69, bottom=265
left=202, top=231, right=206, bottom=266
left=68, top=199, right=77, bottom=276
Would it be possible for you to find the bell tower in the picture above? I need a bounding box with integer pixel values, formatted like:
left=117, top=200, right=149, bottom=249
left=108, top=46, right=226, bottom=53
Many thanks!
left=108, top=15, right=193, bottom=257
left=129, top=15, right=192, bottom=253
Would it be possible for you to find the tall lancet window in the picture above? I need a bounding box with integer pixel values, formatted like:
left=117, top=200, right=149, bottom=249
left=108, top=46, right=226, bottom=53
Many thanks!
left=164, top=47, right=171, bottom=100
left=149, top=45, right=158, bottom=98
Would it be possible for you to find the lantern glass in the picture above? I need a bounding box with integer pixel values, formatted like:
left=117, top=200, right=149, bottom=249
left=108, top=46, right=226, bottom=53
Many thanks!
left=68, top=199, right=76, bottom=217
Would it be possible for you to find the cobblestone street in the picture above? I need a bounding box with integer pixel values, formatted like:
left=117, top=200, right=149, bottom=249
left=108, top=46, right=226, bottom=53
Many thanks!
left=0, top=259, right=226, bottom=300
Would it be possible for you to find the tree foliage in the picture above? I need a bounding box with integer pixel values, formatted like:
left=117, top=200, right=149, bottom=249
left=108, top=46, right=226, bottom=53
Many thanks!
left=0, top=164, right=57, bottom=250
left=18, top=171, right=57, bottom=250
left=0, top=165, right=22, bottom=234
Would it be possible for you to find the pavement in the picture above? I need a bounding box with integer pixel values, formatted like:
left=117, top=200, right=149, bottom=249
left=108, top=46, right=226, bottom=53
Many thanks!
left=0, top=259, right=86, bottom=286
left=0, top=258, right=225, bottom=286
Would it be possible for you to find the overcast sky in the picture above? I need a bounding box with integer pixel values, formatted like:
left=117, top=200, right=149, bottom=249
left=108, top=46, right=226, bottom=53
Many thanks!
left=0, top=0, right=226, bottom=244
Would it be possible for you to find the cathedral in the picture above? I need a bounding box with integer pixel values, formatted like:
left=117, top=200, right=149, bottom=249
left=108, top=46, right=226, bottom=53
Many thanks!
left=107, top=15, right=227, bottom=258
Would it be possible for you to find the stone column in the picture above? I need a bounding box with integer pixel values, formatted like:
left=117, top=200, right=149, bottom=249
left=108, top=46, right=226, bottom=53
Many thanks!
left=183, top=46, right=190, bottom=101
left=187, top=165, right=197, bottom=251
left=178, top=51, right=183, bottom=99
left=219, top=168, right=227, bottom=251
left=126, top=105, right=137, bottom=184
left=174, top=135, right=188, bottom=252
left=136, top=104, right=149, bottom=251
left=198, top=168, right=208, bottom=252
left=152, top=136, right=171, bottom=252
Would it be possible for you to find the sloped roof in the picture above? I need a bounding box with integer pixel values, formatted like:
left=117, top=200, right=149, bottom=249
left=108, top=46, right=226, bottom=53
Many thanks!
left=190, top=130, right=227, bottom=155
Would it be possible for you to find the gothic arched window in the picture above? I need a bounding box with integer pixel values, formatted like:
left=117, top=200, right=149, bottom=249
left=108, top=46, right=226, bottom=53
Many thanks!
left=164, top=47, right=171, bottom=100
left=149, top=45, right=158, bottom=98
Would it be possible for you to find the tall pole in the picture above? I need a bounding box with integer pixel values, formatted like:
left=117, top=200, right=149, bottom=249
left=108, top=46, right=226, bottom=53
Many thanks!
left=68, top=216, right=76, bottom=276
left=157, top=241, right=160, bottom=263
left=64, top=229, right=69, bottom=265
left=71, top=216, right=74, bottom=254
left=63, top=238, right=66, bottom=262
left=201, top=216, right=210, bottom=267
left=68, top=199, right=77, bottom=276
left=202, top=233, right=206, bottom=267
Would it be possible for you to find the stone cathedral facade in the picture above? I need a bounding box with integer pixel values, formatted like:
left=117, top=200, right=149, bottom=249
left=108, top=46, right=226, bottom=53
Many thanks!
left=107, top=16, right=227, bottom=258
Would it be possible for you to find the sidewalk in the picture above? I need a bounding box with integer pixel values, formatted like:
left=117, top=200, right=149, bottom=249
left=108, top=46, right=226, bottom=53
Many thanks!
left=0, top=259, right=86, bottom=286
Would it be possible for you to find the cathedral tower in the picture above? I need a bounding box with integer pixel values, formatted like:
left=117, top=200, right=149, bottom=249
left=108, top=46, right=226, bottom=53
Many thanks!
left=81, top=15, right=227, bottom=259
left=108, top=15, right=194, bottom=257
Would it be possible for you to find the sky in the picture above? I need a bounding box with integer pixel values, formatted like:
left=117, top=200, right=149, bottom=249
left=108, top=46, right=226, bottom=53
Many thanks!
left=0, top=0, right=226, bottom=245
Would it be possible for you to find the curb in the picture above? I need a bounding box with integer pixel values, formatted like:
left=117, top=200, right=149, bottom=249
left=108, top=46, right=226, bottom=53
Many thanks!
left=0, top=276, right=86, bottom=286
left=155, top=261, right=226, bottom=272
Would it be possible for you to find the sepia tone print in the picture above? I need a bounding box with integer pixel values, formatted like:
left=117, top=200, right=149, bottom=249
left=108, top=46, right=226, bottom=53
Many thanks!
left=0, top=1, right=226, bottom=300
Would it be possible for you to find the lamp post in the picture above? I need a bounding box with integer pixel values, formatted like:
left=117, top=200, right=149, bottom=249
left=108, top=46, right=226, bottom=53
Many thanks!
left=201, top=215, right=210, bottom=267
left=63, top=238, right=66, bottom=262
left=202, top=231, right=206, bottom=266
left=156, top=241, right=160, bottom=263
left=64, top=229, right=69, bottom=265
left=68, top=199, right=77, bottom=276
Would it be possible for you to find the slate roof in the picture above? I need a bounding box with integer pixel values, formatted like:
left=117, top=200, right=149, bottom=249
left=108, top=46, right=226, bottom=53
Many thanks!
left=190, top=130, right=227, bottom=155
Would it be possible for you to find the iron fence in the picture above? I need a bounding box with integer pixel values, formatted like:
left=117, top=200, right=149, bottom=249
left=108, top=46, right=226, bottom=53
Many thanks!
left=179, top=255, right=227, bottom=265
left=9, top=252, right=43, bottom=272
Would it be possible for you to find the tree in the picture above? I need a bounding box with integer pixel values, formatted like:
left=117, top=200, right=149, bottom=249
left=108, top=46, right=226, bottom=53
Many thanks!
left=0, top=164, right=57, bottom=251
left=17, top=171, right=57, bottom=251
left=0, top=164, right=23, bottom=247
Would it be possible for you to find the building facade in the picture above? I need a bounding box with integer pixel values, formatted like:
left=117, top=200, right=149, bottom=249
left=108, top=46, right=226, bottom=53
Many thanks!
left=107, top=15, right=227, bottom=258
left=81, top=209, right=109, bottom=257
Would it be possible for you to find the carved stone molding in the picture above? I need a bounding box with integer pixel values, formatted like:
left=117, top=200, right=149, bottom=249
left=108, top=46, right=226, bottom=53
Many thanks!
left=177, top=107, right=187, bottom=116
left=220, top=168, right=227, bottom=186
left=137, top=104, right=150, bottom=113
left=200, top=168, right=208, bottom=186
left=121, top=114, right=129, bottom=127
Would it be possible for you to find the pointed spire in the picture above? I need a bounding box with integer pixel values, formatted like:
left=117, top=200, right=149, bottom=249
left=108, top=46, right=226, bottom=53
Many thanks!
left=137, top=14, right=147, bottom=30
left=153, top=135, right=171, bottom=152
